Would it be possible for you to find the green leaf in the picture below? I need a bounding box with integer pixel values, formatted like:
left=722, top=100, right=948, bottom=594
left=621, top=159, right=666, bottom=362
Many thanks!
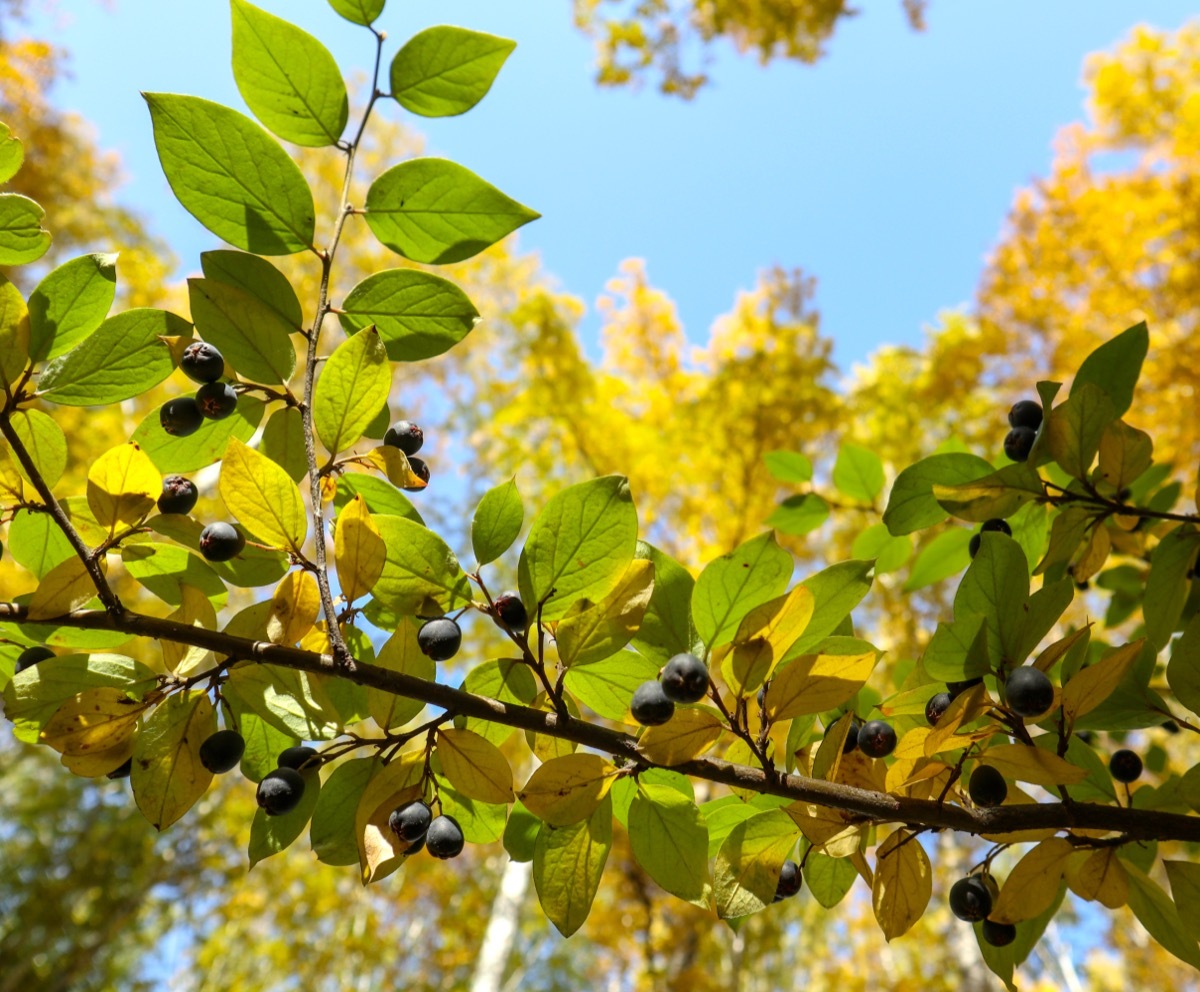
left=850, top=523, right=911, bottom=575
left=1014, top=578, right=1074, bottom=663
left=9, top=408, right=67, bottom=488
left=471, top=477, right=523, bottom=566
left=327, top=0, right=383, bottom=25
left=765, top=493, right=829, bottom=535
left=832, top=442, right=884, bottom=503
left=371, top=514, right=472, bottom=617
left=713, top=808, right=799, bottom=918
left=0, top=192, right=50, bottom=264
left=121, top=543, right=228, bottom=609
left=201, top=250, right=303, bottom=331
left=367, top=618, right=434, bottom=732
left=1071, top=321, right=1148, bottom=419
left=131, top=691, right=216, bottom=831
left=38, top=308, right=181, bottom=405
left=902, top=527, right=969, bottom=590
left=629, top=783, right=709, bottom=904
left=922, top=614, right=988, bottom=682
left=1125, top=863, right=1200, bottom=970
left=233, top=708, right=297, bottom=783
left=188, top=278, right=297, bottom=384
left=225, top=664, right=340, bottom=740
left=517, top=475, right=638, bottom=623
left=788, top=560, right=874, bottom=657
left=0, top=121, right=24, bottom=182
left=1167, top=614, right=1200, bottom=716
left=364, top=158, right=539, bottom=265
left=1145, top=525, right=1200, bottom=650
left=954, top=535, right=1029, bottom=667
left=763, top=450, right=813, bottom=483
left=933, top=462, right=1044, bottom=522
left=630, top=542, right=700, bottom=666
left=334, top=473, right=422, bottom=524
left=231, top=0, right=348, bottom=147
left=1044, top=383, right=1116, bottom=481
left=564, top=650, right=659, bottom=722
left=1165, top=861, right=1200, bottom=937
left=691, top=531, right=791, bottom=651
left=7, top=508, right=74, bottom=579
left=434, top=774, right=507, bottom=844
left=0, top=272, right=28, bottom=392
left=556, top=560, right=655, bottom=668
left=248, top=765, right=321, bottom=867
left=311, top=757, right=374, bottom=865
left=391, top=26, right=515, bottom=118
left=259, top=406, right=308, bottom=482
left=976, top=882, right=1066, bottom=989
left=144, top=93, right=315, bottom=254
left=28, top=253, right=117, bottom=361
left=339, top=268, right=480, bottom=363
left=883, top=452, right=993, bottom=535
left=132, top=395, right=265, bottom=475
left=314, top=326, right=391, bottom=455
left=463, top=658, right=538, bottom=744
left=804, top=852, right=858, bottom=908
left=533, top=795, right=613, bottom=938
left=503, top=802, right=540, bottom=863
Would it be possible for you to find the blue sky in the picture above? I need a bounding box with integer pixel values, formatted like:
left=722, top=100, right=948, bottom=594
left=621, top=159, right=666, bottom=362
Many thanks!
left=26, top=0, right=1200, bottom=367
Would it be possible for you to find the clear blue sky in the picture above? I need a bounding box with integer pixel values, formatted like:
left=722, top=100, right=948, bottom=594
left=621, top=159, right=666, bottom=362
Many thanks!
left=25, top=0, right=1200, bottom=367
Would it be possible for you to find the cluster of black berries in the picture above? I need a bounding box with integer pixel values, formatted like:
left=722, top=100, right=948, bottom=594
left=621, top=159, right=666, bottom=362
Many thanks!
left=255, top=745, right=318, bottom=815
left=160, top=342, right=238, bottom=438
left=383, top=419, right=430, bottom=492
left=949, top=873, right=1015, bottom=946
left=1003, top=399, right=1042, bottom=463
left=630, top=652, right=710, bottom=726
left=389, top=800, right=464, bottom=859
left=822, top=715, right=899, bottom=759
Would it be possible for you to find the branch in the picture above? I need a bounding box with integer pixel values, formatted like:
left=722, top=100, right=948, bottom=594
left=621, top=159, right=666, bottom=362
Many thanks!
left=4, top=602, right=1200, bottom=843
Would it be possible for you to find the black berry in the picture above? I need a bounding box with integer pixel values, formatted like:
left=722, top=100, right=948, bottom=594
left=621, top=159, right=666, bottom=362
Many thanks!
left=257, top=767, right=306, bottom=816
left=1004, top=667, right=1054, bottom=718
left=774, top=860, right=802, bottom=901
left=493, top=593, right=528, bottom=631
left=982, top=919, right=1017, bottom=947
left=1110, top=748, right=1143, bottom=783
left=1008, top=399, right=1043, bottom=431
left=160, top=396, right=204, bottom=437
left=199, top=729, right=245, bottom=774
left=106, top=758, right=133, bottom=780
left=195, top=381, right=238, bottom=420
left=925, top=692, right=952, bottom=726
left=426, top=814, right=465, bottom=859
left=402, top=456, right=430, bottom=492
left=1004, top=426, right=1037, bottom=463
left=383, top=420, right=423, bottom=456
left=947, top=678, right=983, bottom=700
left=417, top=617, right=462, bottom=661
left=826, top=717, right=861, bottom=754
left=277, top=745, right=319, bottom=771
left=968, top=765, right=1007, bottom=807
left=968, top=534, right=981, bottom=559
left=15, top=645, right=54, bottom=672
left=157, top=475, right=198, bottom=515
left=949, top=875, right=993, bottom=922
left=199, top=522, right=245, bottom=562
left=982, top=518, right=1013, bottom=536
left=389, top=800, right=433, bottom=842
left=857, top=720, right=897, bottom=758
left=661, top=652, right=710, bottom=704
left=180, top=341, right=226, bottom=383
left=631, top=681, right=675, bottom=726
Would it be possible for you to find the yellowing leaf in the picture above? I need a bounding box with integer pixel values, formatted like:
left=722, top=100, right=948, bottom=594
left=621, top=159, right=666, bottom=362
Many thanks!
left=1033, top=624, right=1092, bottom=673
left=764, top=646, right=880, bottom=721
left=1067, top=847, right=1129, bottom=909
left=785, top=801, right=861, bottom=856
left=436, top=728, right=515, bottom=804
left=980, top=744, right=1088, bottom=787
left=354, top=752, right=426, bottom=884
left=86, top=442, right=161, bottom=534
left=61, top=735, right=136, bottom=778
left=266, top=570, right=321, bottom=645
left=533, top=795, right=613, bottom=937
left=723, top=584, right=815, bottom=696
left=163, top=585, right=218, bottom=675
left=334, top=494, right=386, bottom=605
left=367, top=445, right=426, bottom=490
left=219, top=437, right=308, bottom=551
left=518, top=753, right=619, bottom=826
left=638, top=706, right=724, bottom=765
left=714, top=808, right=800, bottom=918
left=27, top=555, right=103, bottom=620
left=990, top=837, right=1073, bottom=924
left=0, top=442, right=25, bottom=501
left=370, top=618, right=434, bottom=732
left=131, top=691, right=217, bottom=831
left=872, top=829, right=932, bottom=941
left=39, top=686, right=148, bottom=755
left=555, top=559, right=655, bottom=667
left=1061, top=638, right=1143, bottom=723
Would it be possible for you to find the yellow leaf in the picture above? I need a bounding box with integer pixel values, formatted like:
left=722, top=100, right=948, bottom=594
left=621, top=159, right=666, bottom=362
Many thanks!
left=1071, top=523, right=1111, bottom=583
left=61, top=735, right=135, bottom=778
left=266, top=570, right=321, bottom=646
left=1033, top=624, right=1092, bottom=673
left=27, top=555, right=103, bottom=620
left=764, top=646, right=880, bottom=721
left=990, top=837, right=1073, bottom=923
left=980, top=744, right=1088, bottom=787
left=436, top=728, right=515, bottom=804
left=555, top=559, right=655, bottom=667
left=1067, top=847, right=1129, bottom=909
left=924, top=683, right=988, bottom=756
left=354, top=751, right=426, bottom=884
left=786, top=801, right=861, bottom=855
left=518, top=753, right=619, bottom=826
left=812, top=710, right=855, bottom=782
left=367, top=445, right=426, bottom=490
left=334, top=494, right=386, bottom=605
left=638, top=706, right=724, bottom=765
left=219, top=437, right=308, bottom=552
left=131, top=691, right=217, bottom=831
left=39, top=686, right=148, bottom=755
left=0, top=442, right=24, bottom=501
left=163, top=585, right=218, bottom=676
left=722, top=585, right=814, bottom=696
left=0, top=273, right=29, bottom=394
left=1061, top=639, right=1144, bottom=723
left=86, top=442, right=160, bottom=534
left=872, top=829, right=933, bottom=941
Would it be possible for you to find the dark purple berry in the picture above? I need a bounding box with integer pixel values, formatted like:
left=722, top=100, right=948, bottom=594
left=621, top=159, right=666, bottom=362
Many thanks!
left=199, top=729, right=245, bottom=774
left=199, top=522, right=245, bottom=562
left=1008, top=399, right=1043, bottom=431
left=968, top=765, right=1007, bottom=806
left=631, top=681, right=674, bottom=726
left=1004, top=426, right=1037, bottom=463
left=417, top=617, right=462, bottom=661
left=277, top=745, right=319, bottom=771
left=157, top=475, right=198, bottom=515
left=981, top=518, right=1012, bottom=536
left=857, top=720, right=897, bottom=758
left=15, top=645, right=54, bottom=672
left=493, top=593, right=528, bottom=631
left=383, top=420, right=423, bottom=456
left=389, top=800, right=433, bottom=842
left=925, top=692, right=952, bottom=726
left=661, top=652, right=709, bottom=704
left=968, top=534, right=981, bottom=559
left=257, top=767, right=305, bottom=816
left=1004, top=667, right=1054, bottom=718
left=949, top=875, right=993, bottom=922
left=180, top=341, right=226, bottom=383
left=402, top=456, right=430, bottom=492
left=774, top=860, right=802, bottom=901
left=160, top=397, right=203, bottom=437
left=106, top=758, right=133, bottom=780
left=982, top=919, right=1017, bottom=946
left=1110, top=748, right=1143, bottom=783
left=426, top=815, right=465, bottom=859
left=947, top=678, right=983, bottom=700
left=195, top=381, right=238, bottom=420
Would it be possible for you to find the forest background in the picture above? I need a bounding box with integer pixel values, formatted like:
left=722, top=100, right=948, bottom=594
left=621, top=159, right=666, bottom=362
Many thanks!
left=3, top=0, right=1200, bottom=989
